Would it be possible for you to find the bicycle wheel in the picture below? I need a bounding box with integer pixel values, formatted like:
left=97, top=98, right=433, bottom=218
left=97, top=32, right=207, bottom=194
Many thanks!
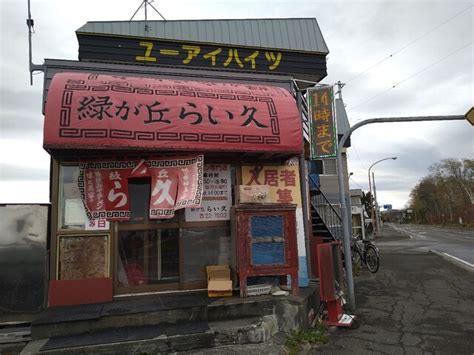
left=365, top=245, right=380, bottom=273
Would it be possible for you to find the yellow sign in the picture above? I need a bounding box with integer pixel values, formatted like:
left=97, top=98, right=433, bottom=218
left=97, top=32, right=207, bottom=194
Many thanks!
left=308, top=86, right=336, bottom=158
left=135, top=41, right=282, bottom=71
left=241, top=165, right=301, bottom=207
left=465, top=107, right=474, bottom=126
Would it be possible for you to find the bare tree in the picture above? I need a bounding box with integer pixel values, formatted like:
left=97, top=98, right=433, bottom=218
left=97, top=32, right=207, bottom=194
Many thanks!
left=409, top=159, right=473, bottom=225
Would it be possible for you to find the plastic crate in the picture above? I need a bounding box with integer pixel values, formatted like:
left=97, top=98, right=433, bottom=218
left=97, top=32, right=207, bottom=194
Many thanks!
left=246, top=284, right=272, bottom=296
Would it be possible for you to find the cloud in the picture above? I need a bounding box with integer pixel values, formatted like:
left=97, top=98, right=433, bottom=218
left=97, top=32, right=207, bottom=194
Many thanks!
left=0, top=0, right=472, bottom=206
left=0, top=163, right=49, bottom=181
left=0, top=181, right=49, bottom=203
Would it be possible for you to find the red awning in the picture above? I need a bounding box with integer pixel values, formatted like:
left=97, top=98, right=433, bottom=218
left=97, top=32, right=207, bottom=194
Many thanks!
left=43, top=72, right=303, bottom=154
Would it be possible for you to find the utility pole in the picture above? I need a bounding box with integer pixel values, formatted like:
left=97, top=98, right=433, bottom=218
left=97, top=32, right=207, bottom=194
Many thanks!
left=334, top=81, right=353, bottom=238
left=368, top=157, right=397, bottom=237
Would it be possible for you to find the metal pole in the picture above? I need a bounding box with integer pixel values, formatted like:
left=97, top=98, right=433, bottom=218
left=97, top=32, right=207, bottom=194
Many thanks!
left=144, top=0, right=148, bottom=33
left=367, top=167, right=374, bottom=237
left=372, top=172, right=381, bottom=237
left=336, top=144, right=355, bottom=310
left=26, top=0, right=44, bottom=85
left=296, top=91, right=312, bottom=281
left=335, top=82, right=353, bottom=241
left=368, top=157, right=396, bottom=236
left=337, top=114, right=465, bottom=311
left=27, top=0, right=33, bottom=85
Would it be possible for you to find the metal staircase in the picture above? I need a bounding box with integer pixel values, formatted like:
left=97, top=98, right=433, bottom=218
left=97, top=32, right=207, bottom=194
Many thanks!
left=292, top=82, right=343, bottom=243
left=309, top=175, right=343, bottom=242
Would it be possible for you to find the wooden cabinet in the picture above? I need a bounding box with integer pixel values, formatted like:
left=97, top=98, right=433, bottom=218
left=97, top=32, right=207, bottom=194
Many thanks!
left=233, top=204, right=298, bottom=297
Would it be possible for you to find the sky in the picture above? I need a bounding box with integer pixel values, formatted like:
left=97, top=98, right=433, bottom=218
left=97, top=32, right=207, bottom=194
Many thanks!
left=0, top=0, right=472, bottom=209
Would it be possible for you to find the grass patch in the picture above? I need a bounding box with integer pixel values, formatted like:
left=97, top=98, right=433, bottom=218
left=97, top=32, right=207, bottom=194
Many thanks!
left=286, top=323, right=328, bottom=354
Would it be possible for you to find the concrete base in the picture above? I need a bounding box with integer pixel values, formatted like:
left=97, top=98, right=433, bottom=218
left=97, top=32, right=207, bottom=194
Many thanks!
left=25, top=283, right=319, bottom=353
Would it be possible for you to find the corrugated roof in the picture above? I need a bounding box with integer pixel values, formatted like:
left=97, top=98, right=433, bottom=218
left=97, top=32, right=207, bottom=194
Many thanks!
left=76, top=18, right=329, bottom=54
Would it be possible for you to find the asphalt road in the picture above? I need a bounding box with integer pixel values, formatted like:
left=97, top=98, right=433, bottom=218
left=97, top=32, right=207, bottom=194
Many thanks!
left=381, top=223, right=474, bottom=270
left=314, top=224, right=474, bottom=355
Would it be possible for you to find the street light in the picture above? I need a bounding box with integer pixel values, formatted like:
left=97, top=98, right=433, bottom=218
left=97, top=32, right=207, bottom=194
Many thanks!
left=337, top=115, right=464, bottom=312
left=368, top=157, right=397, bottom=237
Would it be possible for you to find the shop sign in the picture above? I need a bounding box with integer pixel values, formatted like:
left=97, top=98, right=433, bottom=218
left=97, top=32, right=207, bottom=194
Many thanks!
left=241, top=165, right=301, bottom=207
left=78, top=155, right=203, bottom=220
left=185, top=164, right=232, bottom=221
left=85, top=218, right=110, bottom=231
left=76, top=33, right=327, bottom=81
left=308, top=86, right=337, bottom=158
left=44, top=72, right=302, bottom=154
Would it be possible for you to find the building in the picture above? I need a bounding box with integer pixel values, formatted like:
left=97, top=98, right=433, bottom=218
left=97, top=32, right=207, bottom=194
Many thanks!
left=10, top=17, right=353, bottom=351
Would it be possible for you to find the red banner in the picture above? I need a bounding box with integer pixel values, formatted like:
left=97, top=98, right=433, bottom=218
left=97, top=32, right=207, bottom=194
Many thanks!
left=78, top=155, right=204, bottom=220
left=44, top=72, right=302, bottom=154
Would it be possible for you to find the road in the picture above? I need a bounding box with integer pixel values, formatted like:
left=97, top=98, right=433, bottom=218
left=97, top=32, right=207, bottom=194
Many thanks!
left=381, top=223, right=474, bottom=270
left=314, top=224, right=474, bottom=355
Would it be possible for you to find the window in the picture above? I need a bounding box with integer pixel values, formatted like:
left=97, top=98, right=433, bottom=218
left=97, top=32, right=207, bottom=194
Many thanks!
left=117, top=229, right=179, bottom=287
left=117, top=178, right=180, bottom=290
left=250, top=215, right=285, bottom=265
left=58, top=165, right=88, bottom=230
left=181, top=226, right=231, bottom=283
left=315, top=159, right=337, bottom=175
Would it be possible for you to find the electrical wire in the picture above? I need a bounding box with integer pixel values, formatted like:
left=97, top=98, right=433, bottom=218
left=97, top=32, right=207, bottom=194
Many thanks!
left=349, top=176, right=365, bottom=190
left=348, top=41, right=473, bottom=113
left=346, top=5, right=473, bottom=84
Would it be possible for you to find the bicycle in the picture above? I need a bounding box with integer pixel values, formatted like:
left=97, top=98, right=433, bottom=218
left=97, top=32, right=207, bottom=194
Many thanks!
left=351, top=235, right=380, bottom=273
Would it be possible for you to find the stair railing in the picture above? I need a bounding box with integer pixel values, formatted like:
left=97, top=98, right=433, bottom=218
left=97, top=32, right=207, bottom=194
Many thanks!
left=309, top=175, right=343, bottom=241
left=292, top=82, right=310, bottom=143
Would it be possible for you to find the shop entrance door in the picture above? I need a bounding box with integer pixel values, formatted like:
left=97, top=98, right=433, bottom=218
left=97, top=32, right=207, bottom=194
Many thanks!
left=116, top=228, right=179, bottom=292
left=115, top=178, right=180, bottom=294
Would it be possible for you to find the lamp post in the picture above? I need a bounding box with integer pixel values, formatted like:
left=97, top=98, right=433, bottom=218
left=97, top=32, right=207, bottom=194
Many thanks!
left=336, top=115, right=465, bottom=312
left=368, top=157, right=397, bottom=237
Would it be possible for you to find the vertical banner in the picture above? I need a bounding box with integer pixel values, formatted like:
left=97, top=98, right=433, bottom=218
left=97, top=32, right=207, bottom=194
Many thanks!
left=147, top=156, right=204, bottom=219
left=80, top=162, right=134, bottom=221
left=185, top=164, right=232, bottom=222
left=308, top=86, right=337, bottom=158
left=241, top=165, right=301, bottom=207
left=78, top=155, right=203, bottom=221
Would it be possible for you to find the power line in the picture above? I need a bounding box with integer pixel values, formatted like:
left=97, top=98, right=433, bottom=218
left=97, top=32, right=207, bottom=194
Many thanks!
left=346, top=5, right=473, bottom=84
left=348, top=41, right=473, bottom=113
left=349, top=176, right=365, bottom=190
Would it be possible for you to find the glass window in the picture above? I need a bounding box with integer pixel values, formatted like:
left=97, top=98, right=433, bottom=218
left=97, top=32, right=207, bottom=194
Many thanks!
left=321, top=159, right=337, bottom=175
left=58, top=165, right=88, bottom=230
left=313, top=160, right=324, bottom=175
left=181, top=227, right=231, bottom=283
left=250, top=215, right=285, bottom=265
left=128, top=178, right=151, bottom=223
left=117, top=229, right=179, bottom=287
left=121, top=178, right=179, bottom=225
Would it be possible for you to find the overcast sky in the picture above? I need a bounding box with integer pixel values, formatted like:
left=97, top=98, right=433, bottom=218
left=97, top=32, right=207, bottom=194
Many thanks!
left=0, top=0, right=472, bottom=209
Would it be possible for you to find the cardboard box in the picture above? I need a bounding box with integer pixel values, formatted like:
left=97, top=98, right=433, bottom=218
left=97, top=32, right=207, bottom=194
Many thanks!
left=238, top=185, right=270, bottom=203
left=206, top=264, right=233, bottom=298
